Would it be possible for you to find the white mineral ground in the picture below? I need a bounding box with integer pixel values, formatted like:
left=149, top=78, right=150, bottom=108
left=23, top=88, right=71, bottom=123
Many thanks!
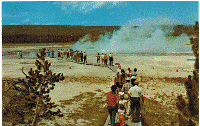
left=2, top=45, right=195, bottom=125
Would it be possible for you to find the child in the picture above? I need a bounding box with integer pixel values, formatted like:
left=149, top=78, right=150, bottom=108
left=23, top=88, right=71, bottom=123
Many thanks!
left=118, top=92, right=127, bottom=125
left=118, top=104, right=126, bottom=126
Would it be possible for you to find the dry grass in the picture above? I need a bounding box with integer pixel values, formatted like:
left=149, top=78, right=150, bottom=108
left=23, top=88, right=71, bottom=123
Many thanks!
left=142, top=98, right=179, bottom=126
left=59, top=91, right=108, bottom=126
left=64, top=75, right=112, bottom=85
left=2, top=76, right=190, bottom=126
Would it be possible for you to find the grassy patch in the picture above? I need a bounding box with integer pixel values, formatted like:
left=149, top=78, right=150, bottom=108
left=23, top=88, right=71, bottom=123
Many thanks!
left=142, top=98, right=179, bottom=125
left=59, top=92, right=108, bottom=125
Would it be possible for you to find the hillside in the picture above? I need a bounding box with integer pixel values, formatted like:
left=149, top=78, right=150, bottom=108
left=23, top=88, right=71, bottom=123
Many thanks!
left=2, top=25, right=194, bottom=44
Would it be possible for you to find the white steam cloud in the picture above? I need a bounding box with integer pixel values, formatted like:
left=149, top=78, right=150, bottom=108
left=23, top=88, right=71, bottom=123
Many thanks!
left=71, top=18, right=192, bottom=54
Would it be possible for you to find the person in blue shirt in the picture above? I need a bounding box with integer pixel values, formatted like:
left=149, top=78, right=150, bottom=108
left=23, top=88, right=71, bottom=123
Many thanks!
left=131, top=68, right=137, bottom=85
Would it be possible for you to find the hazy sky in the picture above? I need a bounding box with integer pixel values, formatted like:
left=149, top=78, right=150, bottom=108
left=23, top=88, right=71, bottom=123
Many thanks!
left=2, top=1, right=199, bottom=26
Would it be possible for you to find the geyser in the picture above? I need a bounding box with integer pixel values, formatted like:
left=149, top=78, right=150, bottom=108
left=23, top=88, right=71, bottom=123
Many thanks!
left=71, top=19, right=192, bottom=54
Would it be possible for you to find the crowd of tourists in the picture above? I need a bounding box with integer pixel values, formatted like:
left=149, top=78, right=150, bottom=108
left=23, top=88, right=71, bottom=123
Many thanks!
left=96, top=53, right=114, bottom=66
left=107, top=65, right=144, bottom=126
left=45, top=49, right=88, bottom=63
left=41, top=48, right=143, bottom=125
left=45, top=48, right=115, bottom=66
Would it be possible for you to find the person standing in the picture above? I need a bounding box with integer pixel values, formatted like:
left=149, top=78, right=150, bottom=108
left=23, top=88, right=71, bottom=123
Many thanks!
left=128, top=80, right=144, bottom=122
left=114, top=72, right=121, bottom=89
left=47, top=50, right=51, bottom=57
left=101, top=53, right=104, bottom=64
left=51, top=50, right=54, bottom=58
left=96, top=53, right=100, bottom=63
left=76, top=51, right=79, bottom=62
left=119, top=69, right=126, bottom=89
left=80, top=51, right=83, bottom=62
left=104, top=54, right=108, bottom=65
left=17, top=51, right=20, bottom=59
left=74, top=50, right=77, bottom=62
left=118, top=93, right=126, bottom=126
left=117, top=65, right=122, bottom=75
left=127, top=68, right=132, bottom=79
left=109, top=53, right=113, bottom=66
left=19, top=51, right=23, bottom=58
left=67, top=49, right=69, bottom=58
left=106, top=85, right=118, bottom=126
left=83, top=52, right=87, bottom=63
left=58, top=49, right=60, bottom=57
left=131, top=68, right=138, bottom=84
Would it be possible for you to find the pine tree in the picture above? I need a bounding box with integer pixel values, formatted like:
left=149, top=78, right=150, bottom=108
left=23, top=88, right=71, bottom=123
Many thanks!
left=176, top=21, right=199, bottom=125
left=3, top=48, right=65, bottom=125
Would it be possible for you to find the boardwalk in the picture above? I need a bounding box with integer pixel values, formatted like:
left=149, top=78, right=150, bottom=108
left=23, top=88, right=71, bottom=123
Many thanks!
left=72, top=59, right=143, bottom=126
left=104, top=112, right=142, bottom=126
left=66, top=57, right=142, bottom=126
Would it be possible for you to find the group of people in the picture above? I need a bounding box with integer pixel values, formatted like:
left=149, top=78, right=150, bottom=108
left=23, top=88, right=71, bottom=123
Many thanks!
left=45, top=48, right=88, bottom=63
left=96, top=53, right=114, bottom=66
left=107, top=65, right=144, bottom=126
left=69, top=49, right=87, bottom=63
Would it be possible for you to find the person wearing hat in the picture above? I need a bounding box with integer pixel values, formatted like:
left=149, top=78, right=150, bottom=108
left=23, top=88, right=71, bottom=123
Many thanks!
left=128, top=80, right=144, bottom=122
left=122, top=77, right=132, bottom=116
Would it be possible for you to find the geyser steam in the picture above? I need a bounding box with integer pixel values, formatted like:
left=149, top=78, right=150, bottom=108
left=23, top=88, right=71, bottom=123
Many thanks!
left=71, top=19, right=192, bottom=54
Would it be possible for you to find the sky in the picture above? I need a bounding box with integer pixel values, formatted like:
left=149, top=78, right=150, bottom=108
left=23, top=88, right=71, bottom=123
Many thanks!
left=1, top=1, right=199, bottom=26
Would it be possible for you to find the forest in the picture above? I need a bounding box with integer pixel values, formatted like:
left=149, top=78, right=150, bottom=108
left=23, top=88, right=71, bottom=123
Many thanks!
left=2, top=25, right=194, bottom=44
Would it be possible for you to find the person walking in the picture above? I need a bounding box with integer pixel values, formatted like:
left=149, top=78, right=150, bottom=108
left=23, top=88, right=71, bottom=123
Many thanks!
left=114, top=72, right=121, bottom=89
left=106, top=85, right=118, bottom=126
left=118, top=104, right=126, bottom=126
left=122, top=77, right=132, bottom=116
left=119, top=69, right=126, bottom=89
left=128, top=80, right=144, bottom=122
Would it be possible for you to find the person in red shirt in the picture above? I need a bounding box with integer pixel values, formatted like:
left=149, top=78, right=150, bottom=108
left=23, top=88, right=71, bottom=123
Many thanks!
left=106, top=85, right=118, bottom=126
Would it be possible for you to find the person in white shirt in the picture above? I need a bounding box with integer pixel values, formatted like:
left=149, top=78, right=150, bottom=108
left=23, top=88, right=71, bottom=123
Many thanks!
left=17, top=51, right=20, bottom=59
left=118, top=92, right=127, bottom=126
left=118, top=92, right=127, bottom=106
left=128, top=80, right=144, bottom=122
left=117, top=65, right=122, bottom=75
